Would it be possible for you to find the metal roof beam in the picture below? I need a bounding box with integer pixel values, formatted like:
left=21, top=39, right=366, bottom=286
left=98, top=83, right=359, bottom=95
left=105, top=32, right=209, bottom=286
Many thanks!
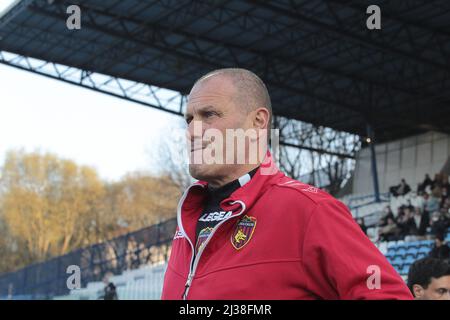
left=247, top=0, right=450, bottom=72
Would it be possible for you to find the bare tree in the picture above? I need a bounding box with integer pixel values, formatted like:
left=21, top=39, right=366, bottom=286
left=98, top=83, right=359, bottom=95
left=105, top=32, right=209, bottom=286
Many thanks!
left=149, top=118, right=193, bottom=191
left=274, top=116, right=361, bottom=196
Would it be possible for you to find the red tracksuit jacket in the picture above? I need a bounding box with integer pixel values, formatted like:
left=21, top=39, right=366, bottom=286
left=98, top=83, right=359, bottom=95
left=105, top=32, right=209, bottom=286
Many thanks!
left=161, top=161, right=413, bottom=300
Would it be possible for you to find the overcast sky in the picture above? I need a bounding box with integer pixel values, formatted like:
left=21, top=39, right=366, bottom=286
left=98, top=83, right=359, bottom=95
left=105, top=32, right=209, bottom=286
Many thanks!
left=0, top=0, right=15, bottom=15
left=0, top=61, right=183, bottom=182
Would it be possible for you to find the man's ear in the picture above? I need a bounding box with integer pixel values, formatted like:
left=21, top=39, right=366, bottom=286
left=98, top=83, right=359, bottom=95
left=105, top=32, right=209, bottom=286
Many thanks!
left=252, top=107, right=270, bottom=133
left=412, top=284, right=424, bottom=299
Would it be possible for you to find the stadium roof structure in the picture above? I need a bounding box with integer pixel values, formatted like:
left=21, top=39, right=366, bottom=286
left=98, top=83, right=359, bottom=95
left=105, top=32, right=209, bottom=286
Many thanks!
left=1, top=0, right=450, bottom=145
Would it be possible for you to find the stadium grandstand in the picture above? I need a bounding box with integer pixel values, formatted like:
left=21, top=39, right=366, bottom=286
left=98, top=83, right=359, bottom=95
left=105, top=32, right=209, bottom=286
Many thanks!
left=1, top=0, right=450, bottom=299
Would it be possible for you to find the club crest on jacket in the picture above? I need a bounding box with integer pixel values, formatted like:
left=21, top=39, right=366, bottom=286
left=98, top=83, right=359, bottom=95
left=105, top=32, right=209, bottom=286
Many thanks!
left=231, top=215, right=257, bottom=250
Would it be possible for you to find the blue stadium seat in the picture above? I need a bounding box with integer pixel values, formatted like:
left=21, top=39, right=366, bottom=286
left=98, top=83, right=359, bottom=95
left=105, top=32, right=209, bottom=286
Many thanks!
left=406, top=241, right=420, bottom=249
left=404, top=255, right=415, bottom=265
left=423, top=240, right=434, bottom=247
left=416, top=252, right=427, bottom=259
left=387, top=241, right=397, bottom=249
left=386, top=251, right=397, bottom=259
left=406, top=247, right=418, bottom=255
left=418, top=246, right=430, bottom=254
left=396, top=248, right=406, bottom=256
left=392, top=263, right=402, bottom=271
left=398, top=264, right=410, bottom=275
left=392, top=256, right=403, bottom=264
left=388, top=244, right=399, bottom=251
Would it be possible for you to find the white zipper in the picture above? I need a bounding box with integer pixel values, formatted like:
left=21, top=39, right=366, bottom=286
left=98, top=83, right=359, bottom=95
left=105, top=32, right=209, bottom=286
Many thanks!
left=176, top=188, right=246, bottom=300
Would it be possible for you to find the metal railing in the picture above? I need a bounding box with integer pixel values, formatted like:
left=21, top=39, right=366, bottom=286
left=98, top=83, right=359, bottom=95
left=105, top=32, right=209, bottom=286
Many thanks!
left=0, top=217, right=177, bottom=300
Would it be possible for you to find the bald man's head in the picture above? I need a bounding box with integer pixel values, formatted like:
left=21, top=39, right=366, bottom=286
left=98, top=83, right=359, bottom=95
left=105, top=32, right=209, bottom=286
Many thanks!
left=191, top=68, right=272, bottom=128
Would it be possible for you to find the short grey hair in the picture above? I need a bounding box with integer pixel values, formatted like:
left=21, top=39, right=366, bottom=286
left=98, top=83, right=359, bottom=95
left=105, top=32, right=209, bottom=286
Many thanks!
left=192, top=68, right=272, bottom=128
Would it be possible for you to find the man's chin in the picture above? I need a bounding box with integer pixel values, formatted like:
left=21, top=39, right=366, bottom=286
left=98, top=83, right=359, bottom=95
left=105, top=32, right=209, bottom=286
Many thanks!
left=188, top=164, right=208, bottom=181
left=189, top=164, right=222, bottom=182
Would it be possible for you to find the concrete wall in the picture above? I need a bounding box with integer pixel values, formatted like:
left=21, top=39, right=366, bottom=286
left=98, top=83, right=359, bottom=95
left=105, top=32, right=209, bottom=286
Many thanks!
left=353, top=131, right=450, bottom=194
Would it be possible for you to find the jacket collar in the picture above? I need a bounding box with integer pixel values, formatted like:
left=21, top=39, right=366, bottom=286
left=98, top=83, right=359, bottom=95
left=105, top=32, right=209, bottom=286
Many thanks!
left=177, top=151, right=284, bottom=243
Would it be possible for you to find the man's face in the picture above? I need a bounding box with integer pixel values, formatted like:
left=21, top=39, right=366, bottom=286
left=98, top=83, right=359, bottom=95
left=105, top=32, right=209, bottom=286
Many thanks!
left=185, top=76, right=255, bottom=182
left=414, top=276, right=450, bottom=300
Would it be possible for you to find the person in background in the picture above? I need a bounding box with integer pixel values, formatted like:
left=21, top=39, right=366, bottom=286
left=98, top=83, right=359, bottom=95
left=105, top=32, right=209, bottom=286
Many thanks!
left=397, top=207, right=415, bottom=240
left=433, top=173, right=442, bottom=189
left=407, top=258, right=450, bottom=300
left=378, top=205, right=395, bottom=227
left=418, top=173, right=433, bottom=193
left=357, top=217, right=367, bottom=235
left=429, top=233, right=450, bottom=262
left=102, top=272, right=118, bottom=300
left=440, top=187, right=448, bottom=209
left=413, top=207, right=429, bottom=238
left=442, top=198, right=450, bottom=213
left=430, top=210, right=450, bottom=238
left=442, top=175, right=450, bottom=192
left=390, top=179, right=411, bottom=197
left=423, top=192, right=440, bottom=215
left=405, top=200, right=415, bottom=212
left=378, top=217, right=400, bottom=242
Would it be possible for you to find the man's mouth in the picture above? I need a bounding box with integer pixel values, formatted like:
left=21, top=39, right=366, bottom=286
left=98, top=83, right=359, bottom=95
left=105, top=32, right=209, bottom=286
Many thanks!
left=190, top=146, right=205, bottom=152
left=190, top=141, right=209, bottom=152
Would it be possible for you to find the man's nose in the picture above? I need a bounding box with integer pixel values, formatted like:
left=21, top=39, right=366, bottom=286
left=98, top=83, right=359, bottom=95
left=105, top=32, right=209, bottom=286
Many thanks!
left=186, top=120, right=205, bottom=142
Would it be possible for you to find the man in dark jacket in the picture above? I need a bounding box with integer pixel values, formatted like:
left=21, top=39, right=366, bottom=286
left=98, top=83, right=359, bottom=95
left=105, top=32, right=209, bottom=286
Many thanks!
left=429, top=233, right=450, bottom=262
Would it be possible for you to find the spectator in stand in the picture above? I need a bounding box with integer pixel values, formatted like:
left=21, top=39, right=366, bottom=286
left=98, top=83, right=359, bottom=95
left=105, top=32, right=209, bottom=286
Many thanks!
left=377, top=205, right=396, bottom=230
left=423, top=192, right=440, bottom=215
left=433, top=173, right=442, bottom=188
left=407, top=258, right=450, bottom=300
left=378, top=217, right=400, bottom=242
left=431, top=174, right=450, bottom=198
left=440, top=187, right=449, bottom=209
left=102, top=272, right=118, bottom=300
left=442, top=198, right=450, bottom=214
left=397, top=207, right=413, bottom=239
left=357, top=218, right=367, bottom=235
left=418, top=173, right=433, bottom=194
left=413, top=207, right=430, bottom=238
left=389, top=179, right=411, bottom=197
left=430, top=210, right=450, bottom=237
left=429, top=233, right=450, bottom=262
left=442, top=175, right=450, bottom=192
left=405, top=199, right=415, bottom=212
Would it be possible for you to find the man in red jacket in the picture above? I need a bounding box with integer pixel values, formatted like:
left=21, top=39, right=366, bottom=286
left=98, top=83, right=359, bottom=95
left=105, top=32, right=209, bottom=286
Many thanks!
left=161, top=68, right=413, bottom=300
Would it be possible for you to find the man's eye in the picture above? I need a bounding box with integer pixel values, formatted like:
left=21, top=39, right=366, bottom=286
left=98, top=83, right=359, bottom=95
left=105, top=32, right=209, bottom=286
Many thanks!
left=204, top=111, right=217, bottom=118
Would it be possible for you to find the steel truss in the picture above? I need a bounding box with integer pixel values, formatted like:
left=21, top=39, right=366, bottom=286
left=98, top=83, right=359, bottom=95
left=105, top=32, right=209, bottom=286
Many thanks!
left=0, top=51, right=359, bottom=159
left=12, top=0, right=449, bottom=138
left=0, top=51, right=187, bottom=115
